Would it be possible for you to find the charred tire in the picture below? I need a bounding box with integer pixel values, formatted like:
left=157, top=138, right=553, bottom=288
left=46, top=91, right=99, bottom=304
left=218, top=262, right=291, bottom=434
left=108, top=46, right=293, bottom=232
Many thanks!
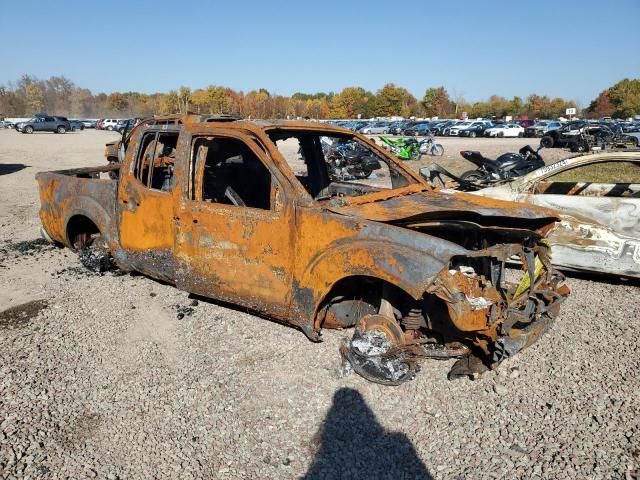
left=344, top=315, right=417, bottom=386
left=571, top=141, right=589, bottom=153
left=540, top=136, right=554, bottom=148
left=77, top=235, right=114, bottom=274
left=57, top=126, right=66, bottom=134
left=24, top=126, right=34, bottom=134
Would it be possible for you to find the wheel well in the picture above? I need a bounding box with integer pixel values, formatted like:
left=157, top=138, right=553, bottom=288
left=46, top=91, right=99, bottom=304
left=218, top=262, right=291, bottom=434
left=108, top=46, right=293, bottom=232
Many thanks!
left=66, top=215, right=100, bottom=249
left=314, top=276, right=416, bottom=330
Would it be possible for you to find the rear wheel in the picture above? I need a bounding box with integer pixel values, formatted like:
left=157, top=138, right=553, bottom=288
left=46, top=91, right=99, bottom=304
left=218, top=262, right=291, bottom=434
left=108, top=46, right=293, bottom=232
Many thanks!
left=497, top=132, right=504, bottom=137
left=470, top=131, right=477, bottom=138
left=57, top=126, right=66, bottom=134
left=518, top=132, right=524, bottom=137
left=76, top=234, right=114, bottom=274
left=573, top=140, right=589, bottom=153
left=106, top=125, right=113, bottom=131
left=460, top=170, right=486, bottom=185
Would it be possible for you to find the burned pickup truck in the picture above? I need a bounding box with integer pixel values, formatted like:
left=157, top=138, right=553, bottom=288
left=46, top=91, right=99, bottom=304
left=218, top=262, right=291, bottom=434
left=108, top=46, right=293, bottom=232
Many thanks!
left=37, top=115, right=569, bottom=384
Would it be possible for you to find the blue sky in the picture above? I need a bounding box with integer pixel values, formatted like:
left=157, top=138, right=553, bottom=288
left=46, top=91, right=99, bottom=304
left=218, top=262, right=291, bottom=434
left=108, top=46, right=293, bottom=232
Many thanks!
left=1, top=0, right=638, bottom=104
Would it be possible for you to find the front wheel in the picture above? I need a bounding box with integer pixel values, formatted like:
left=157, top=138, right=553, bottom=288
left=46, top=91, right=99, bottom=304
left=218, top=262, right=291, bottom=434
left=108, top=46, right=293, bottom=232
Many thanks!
left=106, top=126, right=113, bottom=131
left=540, top=136, right=554, bottom=148
left=518, top=132, right=523, bottom=137
left=497, top=132, right=504, bottom=138
left=470, top=131, right=477, bottom=138
left=430, top=144, right=444, bottom=156
left=343, top=314, right=416, bottom=386
left=24, top=126, right=34, bottom=134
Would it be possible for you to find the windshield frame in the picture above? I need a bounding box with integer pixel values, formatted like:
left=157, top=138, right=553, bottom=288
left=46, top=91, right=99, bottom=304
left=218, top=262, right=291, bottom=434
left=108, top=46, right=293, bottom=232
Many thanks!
left=263, top=126, right=426, bottom=204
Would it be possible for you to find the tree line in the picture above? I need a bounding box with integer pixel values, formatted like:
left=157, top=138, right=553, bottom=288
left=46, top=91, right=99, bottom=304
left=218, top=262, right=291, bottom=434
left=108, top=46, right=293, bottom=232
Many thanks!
left=0, top=74, right=637, bottom=120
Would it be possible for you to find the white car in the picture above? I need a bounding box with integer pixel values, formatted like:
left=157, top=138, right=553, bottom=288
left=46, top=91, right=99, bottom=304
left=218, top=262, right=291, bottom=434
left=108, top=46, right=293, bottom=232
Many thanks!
left=102, top=119, right=120, bottom=131
left=472, top=151, right=640, bottom=278
left=484, top=124, right=525, bottom=138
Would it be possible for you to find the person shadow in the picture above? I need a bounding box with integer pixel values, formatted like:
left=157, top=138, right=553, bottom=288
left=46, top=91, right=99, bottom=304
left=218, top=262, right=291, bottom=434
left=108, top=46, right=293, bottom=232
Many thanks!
left=301, top=388, right=432, bottom=480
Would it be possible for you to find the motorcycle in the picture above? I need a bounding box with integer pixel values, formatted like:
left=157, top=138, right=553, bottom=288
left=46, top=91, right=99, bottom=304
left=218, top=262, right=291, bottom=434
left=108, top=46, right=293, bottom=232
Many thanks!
left=322, top=138, right=382, bottom=181
left=379, top=134, right=444, bottom=160
left=458, top=144, right=545, bottom=186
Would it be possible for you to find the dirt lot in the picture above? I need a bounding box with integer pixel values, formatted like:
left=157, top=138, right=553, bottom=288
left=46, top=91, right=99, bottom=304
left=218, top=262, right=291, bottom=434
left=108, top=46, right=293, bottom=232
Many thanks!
left=0, top=129, right=639, bottom=479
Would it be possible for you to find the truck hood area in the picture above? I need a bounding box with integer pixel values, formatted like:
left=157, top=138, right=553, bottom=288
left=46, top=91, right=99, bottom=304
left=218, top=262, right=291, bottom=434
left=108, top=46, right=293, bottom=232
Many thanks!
left=327, top=188, right=559, bottom=230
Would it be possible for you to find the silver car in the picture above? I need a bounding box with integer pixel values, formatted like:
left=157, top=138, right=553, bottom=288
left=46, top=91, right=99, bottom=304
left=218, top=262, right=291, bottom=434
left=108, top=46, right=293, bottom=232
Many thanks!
left=359, top=122, right=390, bottom=135
left=472, top=151, right=640, bottom=278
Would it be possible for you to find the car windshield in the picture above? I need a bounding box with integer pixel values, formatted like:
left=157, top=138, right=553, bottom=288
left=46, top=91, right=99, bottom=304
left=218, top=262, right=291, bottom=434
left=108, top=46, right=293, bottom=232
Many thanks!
left=268, top=129, right=417, bottom=201
left=536, top=122, right=549, bottom=127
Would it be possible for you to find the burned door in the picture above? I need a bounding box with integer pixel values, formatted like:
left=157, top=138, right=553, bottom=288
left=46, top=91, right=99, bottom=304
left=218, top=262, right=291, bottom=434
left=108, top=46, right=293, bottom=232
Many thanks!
left=523, top=159, right=640, bottom=276
left=118, top=128, right=180, bottom=281
left=174, top=133, right=295, bottom=318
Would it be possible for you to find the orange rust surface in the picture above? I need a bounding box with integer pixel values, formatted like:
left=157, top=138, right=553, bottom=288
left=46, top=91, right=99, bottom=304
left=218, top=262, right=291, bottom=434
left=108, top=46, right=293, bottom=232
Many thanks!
left=36, top=114, right=568, bottom=349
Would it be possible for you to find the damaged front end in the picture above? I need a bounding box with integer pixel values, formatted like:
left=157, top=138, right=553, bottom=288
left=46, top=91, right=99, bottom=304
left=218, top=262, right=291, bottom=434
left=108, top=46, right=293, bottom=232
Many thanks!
left=343, top=227, right=570, bottom=385
left=428, top=238, right=569, bottom=379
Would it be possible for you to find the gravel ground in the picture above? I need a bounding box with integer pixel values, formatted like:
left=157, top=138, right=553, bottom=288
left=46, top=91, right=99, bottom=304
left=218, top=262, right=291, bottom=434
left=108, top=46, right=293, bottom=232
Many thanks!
left=0, top=129, right=639, bottom=479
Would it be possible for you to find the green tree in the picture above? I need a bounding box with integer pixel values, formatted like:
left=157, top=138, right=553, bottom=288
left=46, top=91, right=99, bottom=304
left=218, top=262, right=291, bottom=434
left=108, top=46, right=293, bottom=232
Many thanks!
left=375, top=83, right=416, bottom=117
left=329, top=87, right=371, bottom=118
left=422, top=87, right=452, bottom=117
left=159, top=90, right=179, bottom=114
left=607, top=78, right=640, bottom=117
left=178, top=86, right=191, bottom=113
left=509, top=96, right=523, bottom=117
left=25, top=83, right=44, bottom=114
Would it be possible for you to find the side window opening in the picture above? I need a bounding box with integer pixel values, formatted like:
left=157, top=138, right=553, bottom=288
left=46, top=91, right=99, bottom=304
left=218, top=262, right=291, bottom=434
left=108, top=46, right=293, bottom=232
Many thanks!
left=135, top=131, right=179, bottom=191
left=192, top=137, right=272, bottom=210
left=535, top=161, right=640, bottom=197
left=270, top=131, right=412, bottom=200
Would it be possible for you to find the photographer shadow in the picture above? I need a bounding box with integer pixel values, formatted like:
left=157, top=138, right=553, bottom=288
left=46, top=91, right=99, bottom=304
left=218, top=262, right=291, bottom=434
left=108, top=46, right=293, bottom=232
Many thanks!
left=302, top=387, right=432, bottom=480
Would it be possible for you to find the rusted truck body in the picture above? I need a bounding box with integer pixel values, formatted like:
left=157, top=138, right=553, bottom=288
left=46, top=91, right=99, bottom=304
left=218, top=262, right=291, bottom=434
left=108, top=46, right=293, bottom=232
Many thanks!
left=37, top=115, right=569, bottom=384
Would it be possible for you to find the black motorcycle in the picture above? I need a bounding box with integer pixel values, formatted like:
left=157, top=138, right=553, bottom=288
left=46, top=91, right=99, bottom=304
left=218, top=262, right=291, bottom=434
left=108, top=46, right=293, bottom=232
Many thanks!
left=322, top=139, right=382, bottom=181
left=458, top=144, right=545, bottom=186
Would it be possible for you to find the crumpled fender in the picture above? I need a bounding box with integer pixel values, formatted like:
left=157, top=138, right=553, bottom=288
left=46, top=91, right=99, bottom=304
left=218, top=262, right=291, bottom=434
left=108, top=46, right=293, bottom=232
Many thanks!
left=296, top=222, right=468, bottom=324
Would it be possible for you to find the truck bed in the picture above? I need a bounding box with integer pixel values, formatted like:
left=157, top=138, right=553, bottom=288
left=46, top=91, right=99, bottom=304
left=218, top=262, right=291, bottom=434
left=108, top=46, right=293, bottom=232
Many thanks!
left=36, top=164, right=119, bottom=247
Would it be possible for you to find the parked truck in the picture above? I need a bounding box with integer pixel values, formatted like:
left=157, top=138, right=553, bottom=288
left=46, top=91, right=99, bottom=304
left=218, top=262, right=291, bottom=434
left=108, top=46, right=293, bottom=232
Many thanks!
left=36, top=114, right=569, bottom=384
